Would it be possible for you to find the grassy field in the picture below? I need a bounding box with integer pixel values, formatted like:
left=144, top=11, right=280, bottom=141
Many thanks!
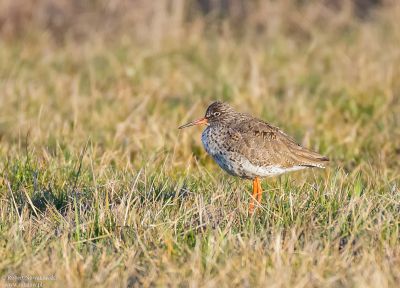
left=1, top=1, right=400, bottom=287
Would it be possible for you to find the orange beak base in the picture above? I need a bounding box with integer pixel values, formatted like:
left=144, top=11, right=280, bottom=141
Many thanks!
left=178, top=117, right=208, bottom=129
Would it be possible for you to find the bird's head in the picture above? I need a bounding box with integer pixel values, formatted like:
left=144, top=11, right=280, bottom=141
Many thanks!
left=178, top=101, right=235, bottom=129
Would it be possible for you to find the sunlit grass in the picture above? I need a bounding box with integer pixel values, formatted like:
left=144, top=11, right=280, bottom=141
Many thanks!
left=1, top=2, right=400, bottom=287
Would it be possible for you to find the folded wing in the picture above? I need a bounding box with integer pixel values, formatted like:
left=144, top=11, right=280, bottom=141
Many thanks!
left=226, top=116, right=329, bottom=169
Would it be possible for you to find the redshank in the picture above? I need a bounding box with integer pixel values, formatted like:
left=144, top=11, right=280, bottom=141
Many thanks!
left=179, top=101, right=329, bottom=213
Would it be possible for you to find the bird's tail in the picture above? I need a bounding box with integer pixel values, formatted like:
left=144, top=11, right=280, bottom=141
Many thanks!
left=290, top=146, right=329, bottom=168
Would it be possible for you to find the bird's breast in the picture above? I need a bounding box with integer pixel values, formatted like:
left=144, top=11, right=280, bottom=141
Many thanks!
left=201, top=127, right=220, bottom=156
left=201, top=127, right=243, bottom=177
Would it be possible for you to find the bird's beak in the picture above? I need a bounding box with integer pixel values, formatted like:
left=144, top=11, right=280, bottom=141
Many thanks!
left=178, top=117, right=208, bottom=129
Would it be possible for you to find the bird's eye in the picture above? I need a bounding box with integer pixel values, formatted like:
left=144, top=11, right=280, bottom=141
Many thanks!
left=213, top=112, right=221, bottom=117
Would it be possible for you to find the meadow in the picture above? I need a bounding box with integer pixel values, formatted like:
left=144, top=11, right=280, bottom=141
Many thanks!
left=0, top=1, right=399, bottom=287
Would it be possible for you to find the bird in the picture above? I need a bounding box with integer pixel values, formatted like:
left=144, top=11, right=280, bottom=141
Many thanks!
left=178, top=101, right=329, bottom=213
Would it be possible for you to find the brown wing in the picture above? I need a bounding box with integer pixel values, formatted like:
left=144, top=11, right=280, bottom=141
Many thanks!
left=226, top=116, right=329, bottom=168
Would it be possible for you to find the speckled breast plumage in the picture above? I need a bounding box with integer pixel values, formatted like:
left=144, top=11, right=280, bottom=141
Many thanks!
left=201, top=126, right=240, bottom=176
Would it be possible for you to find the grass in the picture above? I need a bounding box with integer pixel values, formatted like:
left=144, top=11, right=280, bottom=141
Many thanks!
left=1, top=2, right=400, bottom=287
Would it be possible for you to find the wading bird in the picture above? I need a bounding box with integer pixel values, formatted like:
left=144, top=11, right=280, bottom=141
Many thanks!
left=179, top=102, right=328, bottom=213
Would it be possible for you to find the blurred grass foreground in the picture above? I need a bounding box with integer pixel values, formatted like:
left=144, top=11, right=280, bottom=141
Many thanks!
left=1, top=0, right=400, bottom=287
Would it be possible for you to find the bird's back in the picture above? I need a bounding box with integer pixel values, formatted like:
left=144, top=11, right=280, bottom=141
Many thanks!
left=227, top=113, right=329, bottom=169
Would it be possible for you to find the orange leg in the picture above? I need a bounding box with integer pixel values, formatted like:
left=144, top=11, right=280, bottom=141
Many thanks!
left=256, top=177, right=262, bottom=203
left=249, top=177, right=263, bottom=214
left=249, top=178, right=258, bottom=214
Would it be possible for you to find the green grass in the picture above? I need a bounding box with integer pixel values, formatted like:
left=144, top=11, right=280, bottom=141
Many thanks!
left=1, top=2, right=400, bottom=287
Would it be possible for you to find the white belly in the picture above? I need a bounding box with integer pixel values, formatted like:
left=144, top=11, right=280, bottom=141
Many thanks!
left=241, top=158, right=306, bottom=177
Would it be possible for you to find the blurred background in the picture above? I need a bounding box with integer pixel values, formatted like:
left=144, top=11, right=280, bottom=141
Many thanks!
left=0, top=0, right=391, bottom=44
